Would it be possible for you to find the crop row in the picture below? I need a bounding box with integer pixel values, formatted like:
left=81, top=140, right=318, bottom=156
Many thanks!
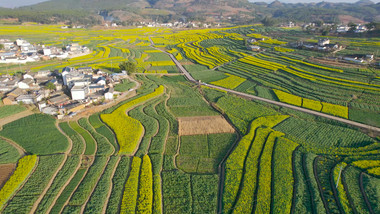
left=222, top=115, right=288, bottom=213
left=281, top=56, right=343, bottom=73
left=35, top=156, right=80, bottom=213
left=129, top=103, right=159, bottom=157
left=285, top=66, right=380, bottom=92
left=177, top=42, right=233, bottom=69
left=105, top=156, right=130, bottom=214
left=136, top=155, right=153, bottom=214
left=210, top=73, right=246, bottom=89
left=162, top=170, right=192, bottom=213
left=78, top=118, right=114, bottom=155
left=272, top=137, right=299, bottom=213
left=274, top=46, right=294, bottom=52
left=50, top=169, right=87, bottom=213
left=273, top=89, right=349, bottom=118
left=101, top=85, right=164, bottom=154
left=0, top=155, right=37, bottom=210
left=88, top=114, right=118, bottom=152
left=215, top=95, right=281, bottom=134
left=68, top=156, right=108, bottom=206
left=84, top=156, right=118, bottom=213
left=274, top=117, right=375, bottom=149
left=333, top=162, right=353, bottom=213
left=0, top=139, right=20, bottom=164
left=59, top=122, right=85, bottom=155
left=343, top=166, right=372, bottom=213
left=69, top=121, right=96, bottom=155
left=231, top=128, right=272, bottom=214
left=120, top=156, right=141, bottom=213
left=255, top=131, right=285, bottom=213
left=2, top=155, right=64, bottom=213
left=314, top=156, right=340, bottom=213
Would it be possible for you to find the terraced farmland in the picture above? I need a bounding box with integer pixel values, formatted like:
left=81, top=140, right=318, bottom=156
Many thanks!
left=0, top=24, right=379, bottom=214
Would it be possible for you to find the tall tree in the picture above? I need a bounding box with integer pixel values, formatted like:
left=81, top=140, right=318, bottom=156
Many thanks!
left=119, top=61, right=137, bottom=74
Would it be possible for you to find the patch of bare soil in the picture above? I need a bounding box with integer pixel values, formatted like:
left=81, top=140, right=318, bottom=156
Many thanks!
left=339, top=15, right=365, bottom=25
left=0, top=164, right=16, bottom=188
left=309, top=58, right=366, bottom=69
left=178, top=116, right=235, bottom=136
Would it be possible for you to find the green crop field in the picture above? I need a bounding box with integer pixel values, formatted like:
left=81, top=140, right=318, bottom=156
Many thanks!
left=0, top=24, right=379, bottom=214
left=0, top=105, right=27, bottom=119
left=0, top=139, right=21, bottom=164
left=0, top=114, right=68, bottom=155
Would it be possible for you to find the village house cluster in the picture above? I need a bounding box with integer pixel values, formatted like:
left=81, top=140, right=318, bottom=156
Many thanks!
left=0, top=67, right=129, bottom=118
left=294, top=38, right=343, bottom=52
left=0, top=39, right=90, bottom=64
left=302, top=22, right=370, bottom=34
left=136, top=21, right=217, bottom=29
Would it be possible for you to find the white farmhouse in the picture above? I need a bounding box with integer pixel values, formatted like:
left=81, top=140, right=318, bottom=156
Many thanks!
left=104, top=88, right=114, bottom=100
left=16, top=94, right=35, bottom=104
left=18, top=79, right=34, bottom=89
left=71, top=85, right=88, bottom=100
left=43, top=48, right=52, bottom=56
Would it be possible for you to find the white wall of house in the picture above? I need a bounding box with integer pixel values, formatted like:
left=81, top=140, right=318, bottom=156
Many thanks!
left=18, top=82, right=30, bottom=89
left=71, top=89, right=86, bottom=100
left=105, top=92, right=114, bottom=100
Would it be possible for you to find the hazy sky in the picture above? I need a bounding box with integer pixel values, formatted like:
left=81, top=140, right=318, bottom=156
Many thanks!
left=0, top=0, right=49, bottom=8
left=0, top=0, right=379, bottom=8
left=249, top=0, right=380, bottom=3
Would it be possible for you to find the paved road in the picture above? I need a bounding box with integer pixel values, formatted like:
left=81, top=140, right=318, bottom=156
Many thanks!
left=150, top=41, right=380, bottom=133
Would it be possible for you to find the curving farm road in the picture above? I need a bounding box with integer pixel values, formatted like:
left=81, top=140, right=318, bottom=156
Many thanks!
left=151, top=41, right=380, bottom=134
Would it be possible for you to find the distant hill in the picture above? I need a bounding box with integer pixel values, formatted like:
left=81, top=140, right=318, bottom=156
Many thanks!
left=0, top=0, right=378, bottom=25
left=22, top=0, right=149, bottom=10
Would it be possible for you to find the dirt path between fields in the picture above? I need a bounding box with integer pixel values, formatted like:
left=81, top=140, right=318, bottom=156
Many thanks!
left=28, top=121, right=76, bottom=213
left=56, top=121, right=74, bottom=155
left=0, top=164, right=16, bottom=189
left=0, top=136, right=26, bottom=157
left=29, top=154, right=68, bottom=214
left=44, top=157, right=82, bottom=214
left=359, top=172, right=374, bottom=214
left=85, top=116, right=115, bottom=155
left=0, top=110, right=34, bottom=128
left=80, top=157, right=110, bottom=213
left=102, top=156, right=121, bottom=214
left=0, top=156, right=39, bottom=213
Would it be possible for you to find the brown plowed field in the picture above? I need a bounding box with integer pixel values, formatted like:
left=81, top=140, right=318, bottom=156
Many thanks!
left=0, top=164, right=16, bottom=188
left=178, top=116, right=235, bottom=136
